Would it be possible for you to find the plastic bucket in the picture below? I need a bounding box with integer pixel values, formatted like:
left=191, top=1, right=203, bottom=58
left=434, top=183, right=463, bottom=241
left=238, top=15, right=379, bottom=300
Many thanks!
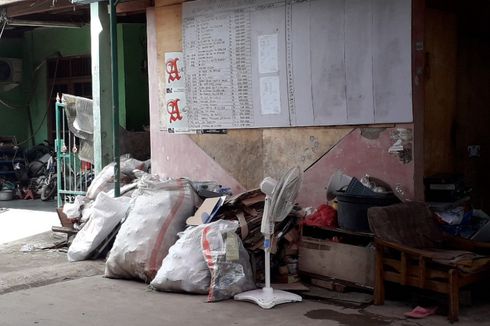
left=335, top=192, right=399, bottom=232
left=0, top=190, right=14, bottom=201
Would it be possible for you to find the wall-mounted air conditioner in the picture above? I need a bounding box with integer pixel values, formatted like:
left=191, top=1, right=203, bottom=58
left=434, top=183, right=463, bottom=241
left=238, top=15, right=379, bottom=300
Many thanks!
left=0, top=58, right=22, bottom=91
left=0, top=58, right=22, bottom=84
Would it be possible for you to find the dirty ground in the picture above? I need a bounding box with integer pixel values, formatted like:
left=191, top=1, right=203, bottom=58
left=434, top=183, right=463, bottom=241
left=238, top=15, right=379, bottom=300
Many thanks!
left=1, top=203, right=488, bottom=325
left=0, top=274, right=487, bottom=326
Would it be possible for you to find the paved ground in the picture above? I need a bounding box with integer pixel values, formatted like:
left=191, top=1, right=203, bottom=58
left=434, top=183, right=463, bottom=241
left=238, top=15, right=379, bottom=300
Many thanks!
left=0, top=198, right=57, bottom=213
left=0, top=203, right=488, bottom=326
left=0, top=231, right=104, bottom=295
left=0, top=199, right=59, bottom=244
left=0, top=275, right=488, bottom=326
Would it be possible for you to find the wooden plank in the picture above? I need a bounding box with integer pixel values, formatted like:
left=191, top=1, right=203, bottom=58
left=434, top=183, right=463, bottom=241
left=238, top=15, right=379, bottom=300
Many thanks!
left=6, top=0, right=75, bottom=18
left=299, top=237, right=375, bottom=287
left=269, top=282, right=310, bottom=292
left=383, top=258, right=449, bottom=280
left=372, top=0, right=412, bottom=123
left=56, top=208, right=73, bottom=228
left=374, top=243, right=385, bottom=304
left=156, top=0, right=185, bottom=7
left=51, top=226, right=78, bottom=235
left=117, top=0, right=152, bottom=14
left=400, top=252, right=407, bottom=285
left=419, top=256, right=426, bottom=288
left=412, top=0, right=425, bottom=201
left=423, top=8, right=458, bottom=176
left=302, top=271, right=373, bottom=290
left=310, top=0, right=347, bottom=125
left=448, top=269, right=460, bottom=322
left=384, top=271, right=449, bottom=293
left=345, top=0, right=374, bottom=124
left=310, top=278, right=334, bottom=290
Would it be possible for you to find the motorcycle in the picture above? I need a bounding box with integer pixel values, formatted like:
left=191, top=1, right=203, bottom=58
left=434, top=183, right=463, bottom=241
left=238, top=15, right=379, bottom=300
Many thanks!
left=23, top=140, right=94, bottom=201
left=40, top=153, right=57, bottom=201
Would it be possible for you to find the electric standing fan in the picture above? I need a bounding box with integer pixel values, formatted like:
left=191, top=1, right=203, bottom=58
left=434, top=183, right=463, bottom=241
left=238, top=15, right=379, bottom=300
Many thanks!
left=234, top=166, right=303, bottom=309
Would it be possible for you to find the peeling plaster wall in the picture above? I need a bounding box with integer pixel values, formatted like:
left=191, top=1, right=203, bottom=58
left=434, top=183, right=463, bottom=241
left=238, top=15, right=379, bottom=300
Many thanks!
left=148, top=2, right=416, bottom=208
left=298, top=126, right=415, bottom=208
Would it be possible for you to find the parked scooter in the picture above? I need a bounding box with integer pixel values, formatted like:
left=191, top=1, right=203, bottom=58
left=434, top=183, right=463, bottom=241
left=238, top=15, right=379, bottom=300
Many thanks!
left=40, top=153, right=57, bottom=201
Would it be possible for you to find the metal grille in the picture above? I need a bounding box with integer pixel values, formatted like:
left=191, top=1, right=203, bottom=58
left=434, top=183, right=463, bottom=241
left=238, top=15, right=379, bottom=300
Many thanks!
left=55, top=101, right=94, bottom=207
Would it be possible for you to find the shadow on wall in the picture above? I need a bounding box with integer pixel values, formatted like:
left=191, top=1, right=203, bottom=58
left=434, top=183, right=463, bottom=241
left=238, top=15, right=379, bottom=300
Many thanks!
left=120, top=128, right=150, bottom=161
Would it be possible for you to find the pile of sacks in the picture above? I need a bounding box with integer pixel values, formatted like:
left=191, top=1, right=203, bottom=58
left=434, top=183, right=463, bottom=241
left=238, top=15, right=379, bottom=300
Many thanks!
left=63, top=157, right=256, bottom=302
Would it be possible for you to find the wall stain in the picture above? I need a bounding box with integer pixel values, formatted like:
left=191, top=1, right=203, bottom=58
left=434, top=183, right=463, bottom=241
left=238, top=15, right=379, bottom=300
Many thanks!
left=304, top=309, right=392, bottom=326
left=360, top=128, right=386, bottom=140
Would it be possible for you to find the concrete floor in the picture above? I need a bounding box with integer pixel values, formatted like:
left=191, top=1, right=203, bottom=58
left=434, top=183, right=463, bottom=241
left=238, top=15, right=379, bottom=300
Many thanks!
left=0, top=199, right=59, bottom=244
left=0, top=231, right=104, bottom=295
left=0, top=198, right=57, bottom=212
left=0, top=275, right=487, bottom=326
left=0, top=212, right=488, bottom=325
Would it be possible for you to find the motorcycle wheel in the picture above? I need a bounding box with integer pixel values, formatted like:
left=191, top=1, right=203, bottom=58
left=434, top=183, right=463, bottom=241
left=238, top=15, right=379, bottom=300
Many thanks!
left=40, top=180, right=57, bottom=201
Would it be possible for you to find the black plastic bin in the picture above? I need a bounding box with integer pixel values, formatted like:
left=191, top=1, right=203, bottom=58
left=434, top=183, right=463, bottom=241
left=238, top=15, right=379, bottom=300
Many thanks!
left=335, top=192, right=400, bottom=232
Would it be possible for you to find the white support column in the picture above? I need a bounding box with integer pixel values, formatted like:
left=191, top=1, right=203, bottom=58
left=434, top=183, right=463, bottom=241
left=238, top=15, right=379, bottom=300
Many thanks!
left=91, top=1, right=114, bottom=173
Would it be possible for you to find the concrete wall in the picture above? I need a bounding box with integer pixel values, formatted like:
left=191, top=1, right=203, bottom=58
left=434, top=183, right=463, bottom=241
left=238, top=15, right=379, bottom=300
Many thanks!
left=0, top=37, right=28, bottom=145
left=148, top=3, right=416, bottom=208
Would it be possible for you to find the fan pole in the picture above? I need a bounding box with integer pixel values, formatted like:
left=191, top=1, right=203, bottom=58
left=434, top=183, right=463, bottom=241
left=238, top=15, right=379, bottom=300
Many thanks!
left=264, top=233, right=271, bottom=290
left=234, top=167, right=303, bottom=308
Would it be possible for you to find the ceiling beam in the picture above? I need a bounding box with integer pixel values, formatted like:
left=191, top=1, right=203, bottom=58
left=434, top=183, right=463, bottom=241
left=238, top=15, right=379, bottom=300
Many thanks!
left=6, top=0, right=79, bottom=18
left=116, top=0, right=152, bottom=15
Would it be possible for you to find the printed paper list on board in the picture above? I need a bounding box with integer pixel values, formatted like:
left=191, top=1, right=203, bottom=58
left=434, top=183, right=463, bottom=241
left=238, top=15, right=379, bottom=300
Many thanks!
left=260, top=76, right=281, bottom=115
left=258, top=34, right=278, bottom=74
left=182, top=0, right=267, bottom=129
left=181, top=0, right=412, bottom=129
left=163, top=52, right=193, bottom=133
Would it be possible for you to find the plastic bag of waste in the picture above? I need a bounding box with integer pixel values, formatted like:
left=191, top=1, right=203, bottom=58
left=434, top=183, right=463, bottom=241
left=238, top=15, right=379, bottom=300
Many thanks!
left=201, top=220, right=256, bottom=302
left=150, top=224, right=211, bottom=294
left=68, top=192, right=131, bottom=261
left=105, top=175, right=200, bottom=282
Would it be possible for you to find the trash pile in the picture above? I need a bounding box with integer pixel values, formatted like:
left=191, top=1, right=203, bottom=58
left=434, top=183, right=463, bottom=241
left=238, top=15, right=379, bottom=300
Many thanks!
left=62, top=161, right=304, bottom=303
left=216, top=189, right=303, bottom=285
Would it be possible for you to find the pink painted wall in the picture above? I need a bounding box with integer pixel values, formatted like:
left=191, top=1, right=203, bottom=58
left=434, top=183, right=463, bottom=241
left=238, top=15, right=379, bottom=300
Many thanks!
left=147, top=8, right=415, bottom=207
left=297, top=126, right=415, bottom=208
left=147, top=8, right=245, bottom=195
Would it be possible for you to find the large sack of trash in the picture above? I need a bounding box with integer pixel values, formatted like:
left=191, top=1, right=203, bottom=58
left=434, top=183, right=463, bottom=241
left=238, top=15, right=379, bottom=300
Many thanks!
left=202, top=220, right=255, bottom=301
left=67, top=193, right=131, bottom=261
left=86, top=156, right=148, bottom=200
left=105, top=176, right=200, bottom=282
left=150, top=220, right=255, bottom=299
left=150, top=224, right=211, bottom=294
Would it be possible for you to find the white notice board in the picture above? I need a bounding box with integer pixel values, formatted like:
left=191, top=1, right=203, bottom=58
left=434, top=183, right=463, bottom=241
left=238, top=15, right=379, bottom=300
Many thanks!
left=180, top=0, right=413, bottom=131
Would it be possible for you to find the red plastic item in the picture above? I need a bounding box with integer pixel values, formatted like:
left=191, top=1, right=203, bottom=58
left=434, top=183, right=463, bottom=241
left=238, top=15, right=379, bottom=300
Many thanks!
left=304, top=204, right=338, bottom=228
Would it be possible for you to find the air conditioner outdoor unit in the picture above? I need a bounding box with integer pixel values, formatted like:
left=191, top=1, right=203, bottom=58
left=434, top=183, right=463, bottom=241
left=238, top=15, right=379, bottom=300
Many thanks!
left=0, top=58, right=22, bottom=84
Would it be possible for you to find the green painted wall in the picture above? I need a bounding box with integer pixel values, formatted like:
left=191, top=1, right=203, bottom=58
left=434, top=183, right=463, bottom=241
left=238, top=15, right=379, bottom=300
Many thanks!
left=23, top=26, right=91, bottom=145
left=118, top=24, right=149, bottom=131
left=1, top=24, right=148, bottom=149
left=0, top=38, right=28, bottom=146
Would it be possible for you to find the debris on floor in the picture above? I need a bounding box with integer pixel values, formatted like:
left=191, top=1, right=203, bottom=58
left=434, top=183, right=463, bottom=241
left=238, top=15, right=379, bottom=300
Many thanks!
left=46, top=163, right=490, bottom=323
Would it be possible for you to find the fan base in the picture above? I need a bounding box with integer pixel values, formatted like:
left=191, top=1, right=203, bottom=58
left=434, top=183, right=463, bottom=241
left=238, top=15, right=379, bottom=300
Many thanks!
left=234, top=288, right=302, bottom=309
